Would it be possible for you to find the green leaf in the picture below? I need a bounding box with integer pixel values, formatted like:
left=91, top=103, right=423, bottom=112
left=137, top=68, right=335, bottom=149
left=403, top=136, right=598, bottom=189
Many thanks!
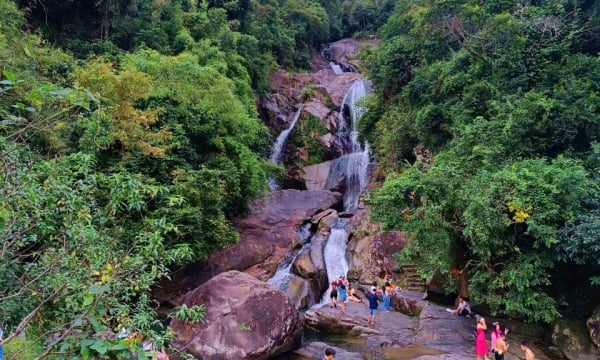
left=82, top=293, right=94, bottom=307
left=2, top=69, right=16, bottom=83
left=81, top=345, right=90, bottom=360
left=90, top=340, right=109, bottom=355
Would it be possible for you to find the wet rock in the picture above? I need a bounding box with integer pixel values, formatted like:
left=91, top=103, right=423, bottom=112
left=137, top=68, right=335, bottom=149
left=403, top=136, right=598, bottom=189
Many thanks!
left=412, top=355, right=470, bottom=360
left=311, top=209, right=337, bottom=225
left=171, top=271, right=303, bottom=360
left=587, top=305, right=600, bottom=348
left=286, top=274, right=311, bottom=309
left=302, top=160, right=334, bottom=191
left=304, top=98, right=334, bottom=127
left=259, top=93, right=294, bottom=133
left=293, top=341, right=364, bottom=360
left=293, top=250, right=318, bottom=278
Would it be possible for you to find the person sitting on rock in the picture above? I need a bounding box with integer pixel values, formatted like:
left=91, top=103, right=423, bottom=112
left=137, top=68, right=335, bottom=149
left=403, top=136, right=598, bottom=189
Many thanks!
left=347, top=284, right=363, bottom=303
left=451, top=296, right=471, bottom=317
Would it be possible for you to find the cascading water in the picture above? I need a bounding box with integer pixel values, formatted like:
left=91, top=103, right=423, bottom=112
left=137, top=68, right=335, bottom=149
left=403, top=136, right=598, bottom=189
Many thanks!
left=267, top=223, right=312, bottom=291
left=268, top=106, right=302, bottom=190
left=270, top=106, right=302, bottom=164
left=327, top=79, right=371, bottom=211
left=329, top=62, right=344, bottom=75
left=315, top=223, right=350, bottom=307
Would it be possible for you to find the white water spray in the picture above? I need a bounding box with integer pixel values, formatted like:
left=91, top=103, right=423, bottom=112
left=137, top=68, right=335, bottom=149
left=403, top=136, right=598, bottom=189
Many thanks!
left=270, top=106, right=302, bottom=164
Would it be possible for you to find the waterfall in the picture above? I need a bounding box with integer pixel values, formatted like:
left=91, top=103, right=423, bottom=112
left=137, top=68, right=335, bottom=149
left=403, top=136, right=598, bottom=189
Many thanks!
left=327, top=79, right=371, bottom=211
left=315, top=225, right=350, bottom=307
left=268, top=106, right=302, bottom=190
left=329, top=62, right=343, bottom=75
left=342, top=144, right=370, bottom=211
left=323, top=228, right=349, bottom=285
left=270, top=106, right=302, bottom=164
left=267, top=223, right=312, bottom=291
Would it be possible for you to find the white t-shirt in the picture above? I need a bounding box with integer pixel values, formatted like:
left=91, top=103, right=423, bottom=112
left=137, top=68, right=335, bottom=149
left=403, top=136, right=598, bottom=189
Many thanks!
left=459, top=300, right=471, bottom=313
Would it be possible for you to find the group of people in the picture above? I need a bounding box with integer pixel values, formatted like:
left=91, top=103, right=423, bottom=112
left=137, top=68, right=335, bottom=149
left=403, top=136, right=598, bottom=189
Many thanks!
left=328, top=274, right=400, bottom=326
left=452, top=298, right=536, bottom=360
left=329, top=275, right=395, bottom=325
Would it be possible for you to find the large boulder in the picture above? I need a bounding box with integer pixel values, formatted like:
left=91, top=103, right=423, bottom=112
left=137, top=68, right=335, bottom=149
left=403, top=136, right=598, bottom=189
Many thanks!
left=171, top=271, right=303, bottom=360
left=391, top=291, right=427, bottom=317
left=588, top=305, right=600, bottom=348
left=552, top=319, right=590, bottom=353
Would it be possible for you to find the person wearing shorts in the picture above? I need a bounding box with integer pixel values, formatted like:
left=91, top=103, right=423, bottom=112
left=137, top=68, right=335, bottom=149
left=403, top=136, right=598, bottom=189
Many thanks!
left=367, top=287, right=380, bottom=325
left=329, top=281, right=338, bottom=308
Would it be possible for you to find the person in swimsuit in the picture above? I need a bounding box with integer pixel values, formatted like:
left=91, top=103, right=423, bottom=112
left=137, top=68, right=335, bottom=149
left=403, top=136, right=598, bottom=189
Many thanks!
left=329, top=281, right=338, bottom=308
left=494, top=333, right=509, bottom=360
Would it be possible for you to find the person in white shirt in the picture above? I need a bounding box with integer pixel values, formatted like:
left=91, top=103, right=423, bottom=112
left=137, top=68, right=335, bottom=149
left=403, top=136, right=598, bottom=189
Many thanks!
left=451, top=296, right=471, bottom=317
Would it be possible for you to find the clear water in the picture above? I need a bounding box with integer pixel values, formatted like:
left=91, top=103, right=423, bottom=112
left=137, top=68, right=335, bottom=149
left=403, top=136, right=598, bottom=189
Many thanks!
left=275, top=329, right=447, bottom=360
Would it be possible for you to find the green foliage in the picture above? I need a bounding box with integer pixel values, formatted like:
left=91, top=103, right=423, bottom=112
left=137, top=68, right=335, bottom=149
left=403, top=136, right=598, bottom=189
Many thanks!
left=288, top=114, right=330, bottom=166
left=0, top=148, right=193, bottom=356
left=368, top=0, right=600, bottom=322
left=172, top=304, right=206, bottom=325
left=3, top=335, right=43, bottom=360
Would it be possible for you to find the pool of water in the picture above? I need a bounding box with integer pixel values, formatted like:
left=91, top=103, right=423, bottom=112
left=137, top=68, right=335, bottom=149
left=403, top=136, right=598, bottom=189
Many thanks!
left=275, top=329, right=447, bottom=360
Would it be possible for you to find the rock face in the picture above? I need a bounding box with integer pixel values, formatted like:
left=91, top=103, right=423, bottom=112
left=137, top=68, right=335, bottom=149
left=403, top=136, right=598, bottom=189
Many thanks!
left=171, top=271, right=303, bottom=360
left=157, top=189, right=342, bottom=300
left=302, top=160, right=333, bottom=190
left=347, top=228, right=407, bottom=285
left=588, top=305, right=600, bottom=348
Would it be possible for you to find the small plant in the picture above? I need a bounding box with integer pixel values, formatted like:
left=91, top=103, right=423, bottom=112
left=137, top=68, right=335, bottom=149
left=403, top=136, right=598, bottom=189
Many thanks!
left=236, top=322, right=252, bottom=331
left=300, top=85, right=318, bottom=101
left=171, top=304, right=206, bottom=325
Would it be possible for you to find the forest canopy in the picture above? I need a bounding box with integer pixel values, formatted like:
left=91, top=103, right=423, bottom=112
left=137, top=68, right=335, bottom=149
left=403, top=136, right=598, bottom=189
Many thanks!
left=366, top=0, right=600, bottom=323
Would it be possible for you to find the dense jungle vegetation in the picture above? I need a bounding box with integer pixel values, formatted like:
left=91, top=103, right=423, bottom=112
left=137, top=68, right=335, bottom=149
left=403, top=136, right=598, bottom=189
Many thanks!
left=2, top=0, right=599, bottom=357
left=0, top=0, right=394, bottom=357
left=366, top=0, right=600, bottom=324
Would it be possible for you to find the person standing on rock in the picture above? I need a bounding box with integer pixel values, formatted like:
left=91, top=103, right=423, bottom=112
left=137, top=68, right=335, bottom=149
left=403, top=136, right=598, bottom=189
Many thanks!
left=493, top=332, right=509, bottom=360
left=475, top=316, right=489, bottom=360
left=380, top=281, right=392, bottom=311
left=317, top=347, right=336, bottom=360
left=337, top=283, right=347, bottom=314
left=490, top=322, right=508, bottom=356
left=329, top=281, right=338, bottom=308
left=367, top=287, right=380, bottom=326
